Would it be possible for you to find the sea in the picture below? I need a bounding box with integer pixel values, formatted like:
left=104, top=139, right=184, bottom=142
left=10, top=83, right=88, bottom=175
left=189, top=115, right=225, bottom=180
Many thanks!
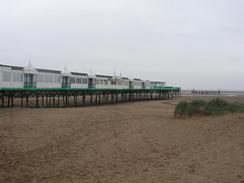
left=181, top=90, right=244, bottom=97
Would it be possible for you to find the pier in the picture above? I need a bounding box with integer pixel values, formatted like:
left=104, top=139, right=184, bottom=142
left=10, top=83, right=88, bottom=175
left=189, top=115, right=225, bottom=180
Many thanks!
left=192, top=89, right=221, bottom=96
left=0, top=87, right=181, bottom=108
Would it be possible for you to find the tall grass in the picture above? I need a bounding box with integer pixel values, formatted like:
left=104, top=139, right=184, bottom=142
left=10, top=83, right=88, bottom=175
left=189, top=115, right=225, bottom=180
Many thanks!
left=175, top=101, right=188, bottom=117
left=175, top=98, right=244, bottom=117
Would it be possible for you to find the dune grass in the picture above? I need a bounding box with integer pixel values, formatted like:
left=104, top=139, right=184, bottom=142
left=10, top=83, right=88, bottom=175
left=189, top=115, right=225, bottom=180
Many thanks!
left=175, top=98, right=244, bottom=117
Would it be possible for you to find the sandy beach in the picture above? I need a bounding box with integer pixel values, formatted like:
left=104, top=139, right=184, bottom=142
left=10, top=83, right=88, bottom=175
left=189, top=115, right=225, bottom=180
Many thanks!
left=0, top=96, right=244, bottom=183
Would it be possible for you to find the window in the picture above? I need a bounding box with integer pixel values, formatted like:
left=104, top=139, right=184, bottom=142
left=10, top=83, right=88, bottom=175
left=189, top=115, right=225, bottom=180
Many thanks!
left=76, top=78, right=82, bottom=84
left=37, top=74, right=60, bottom=83
left=70, top=77, right=75, bottom=83
left=83, top=79, right=88, bottom=84
left=24, top=74, right=35, bottom=83
left=12, top=72, right=23, bottom=82
left=122, top=81, right=127, bottom=85
left=37, top=74, right=45, bottom=82
left=54, top=75, right=60, bottom=83
left=2, top=71, right=11, bottom=82
left=45, top=75, right=53, bottom=83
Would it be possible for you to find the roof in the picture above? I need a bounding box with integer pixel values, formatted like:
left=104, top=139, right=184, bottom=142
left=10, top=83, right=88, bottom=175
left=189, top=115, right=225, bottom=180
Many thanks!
left=0, top=64, right=12, bottom=68
left=95, top=74, right=113, bottom=79
left=134, top=78, right=142, bottom=81
left=12, top=66, right=24, bottom=71
left=122, top=77, right=129, bottom=80
left=37, top=68, right=61, bottom=74
left=24, top=62, right=37, bottom=73
left=71, top=72, right=88, bottom=76
left=0, top=64, right=24, bottom=71
left=0, top=64, right=60, bottom=74
left=151, top=81, right=166, bottom=83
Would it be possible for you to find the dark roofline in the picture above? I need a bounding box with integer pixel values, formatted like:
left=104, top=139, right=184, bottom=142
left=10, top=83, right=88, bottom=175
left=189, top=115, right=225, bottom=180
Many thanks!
left=71, top=72, right=88, bottom=76
left=95, top=74, right=113, bottom=79
left=134, top=78, right=142, bottom=81
left=0, top=64, right=24, bottom=71
left=37, top=68, right=61, bottom=74
left=12, top=66, right=24, bottom=71
left=0, top=63, right=61, bottom=73
left=151, top=81, right=166, bottom=83
left=122, top=77, right=129, bottom=80
left=0, top=64, right=12, bottom=68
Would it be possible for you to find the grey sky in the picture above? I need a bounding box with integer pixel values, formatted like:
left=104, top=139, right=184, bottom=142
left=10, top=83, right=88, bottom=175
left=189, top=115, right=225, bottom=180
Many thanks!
left=0, top=0, right=243, bottom=90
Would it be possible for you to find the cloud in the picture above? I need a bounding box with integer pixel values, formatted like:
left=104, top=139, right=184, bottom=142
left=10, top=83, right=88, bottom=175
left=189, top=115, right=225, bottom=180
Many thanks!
left=0, top=0, right=243, bottom=89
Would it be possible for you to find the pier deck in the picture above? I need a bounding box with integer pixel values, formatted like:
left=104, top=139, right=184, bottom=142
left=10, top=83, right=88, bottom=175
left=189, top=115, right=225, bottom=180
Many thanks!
left=0, top=87, right=181, bottom=108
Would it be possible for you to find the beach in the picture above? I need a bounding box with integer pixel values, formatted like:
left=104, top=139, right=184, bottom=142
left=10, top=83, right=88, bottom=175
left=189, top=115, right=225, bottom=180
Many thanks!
left=1, top=96, right=244, bottom=183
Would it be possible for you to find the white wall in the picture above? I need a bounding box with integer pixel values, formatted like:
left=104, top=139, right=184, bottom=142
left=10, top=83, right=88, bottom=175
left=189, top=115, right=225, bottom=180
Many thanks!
left=104, top=78, right=130, bottom=89
left=0, top=66, right=24, bottom=88
left=0, top=66, right=4, bottom=88
left=105, top=84, right=129, bottom=89
left=70, top=75, right=88, bottom=89
left=133, top=86, right=142, bottom=89
left=93, top=77, right=110, bottom=89
left=71, top=83, right=88, bottom=88
left=36, top=72, right=61, bottom=88
left=133, top=81, right=143, bottom=89
left=95, top=84, right=107, bottom=89
left=95, top=84, right=130, bottom=89
left=37, top=82, right=61, bottom=88
left=145, top=82, right=151, bottom=89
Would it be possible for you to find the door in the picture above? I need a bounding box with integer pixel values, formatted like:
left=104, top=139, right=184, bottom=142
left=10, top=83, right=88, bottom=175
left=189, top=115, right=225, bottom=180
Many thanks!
left=62, top=76, right=71, bottom=88
left=24, top=74, right=36, bottom=88
left=88, top=78, right=95, bottom=88
left=142, top=82, right=146, bottom=89
left=129, top=81, right=134, bottom=89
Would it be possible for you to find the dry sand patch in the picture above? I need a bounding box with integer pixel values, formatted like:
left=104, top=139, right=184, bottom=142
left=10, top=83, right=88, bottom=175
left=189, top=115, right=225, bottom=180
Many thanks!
left=0, top=96, right=244, bottom=183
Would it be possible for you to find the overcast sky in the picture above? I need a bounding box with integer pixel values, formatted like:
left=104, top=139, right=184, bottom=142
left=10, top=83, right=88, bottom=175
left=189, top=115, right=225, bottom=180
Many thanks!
left=0, top=0, right=243, bottom=90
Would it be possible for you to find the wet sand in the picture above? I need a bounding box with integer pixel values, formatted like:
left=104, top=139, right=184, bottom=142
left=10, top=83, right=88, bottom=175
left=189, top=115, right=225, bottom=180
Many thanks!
left=0, top=96, right=244, bottom=183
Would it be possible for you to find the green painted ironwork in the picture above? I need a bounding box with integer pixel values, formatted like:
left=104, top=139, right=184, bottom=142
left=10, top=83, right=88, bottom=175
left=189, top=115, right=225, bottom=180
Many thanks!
left=0, top=86, right=181, bottom=108
left=0, top=87, right=180, bottom=92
